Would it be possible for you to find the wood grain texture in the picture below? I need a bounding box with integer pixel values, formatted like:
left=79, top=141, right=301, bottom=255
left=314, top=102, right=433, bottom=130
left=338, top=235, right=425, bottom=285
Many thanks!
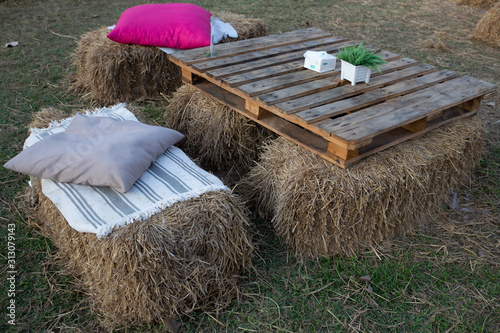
left=172, top=29, right=497, bottom=167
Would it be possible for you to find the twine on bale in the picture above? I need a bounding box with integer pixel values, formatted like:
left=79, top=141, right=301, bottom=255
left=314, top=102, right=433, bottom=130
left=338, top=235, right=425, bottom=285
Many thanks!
left=27, top=108, right=254, bottom=328
left=70, top=13, right=267, bottom=105
left=471, top=3, right=500, bottom=47
left=239, top=118, right=486, bottom=259
left=164, top=85, right=277, bottom=178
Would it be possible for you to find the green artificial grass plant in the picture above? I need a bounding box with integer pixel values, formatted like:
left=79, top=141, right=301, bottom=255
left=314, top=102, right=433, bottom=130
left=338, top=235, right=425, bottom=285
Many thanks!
left=336, top=43, right=387, bottom=73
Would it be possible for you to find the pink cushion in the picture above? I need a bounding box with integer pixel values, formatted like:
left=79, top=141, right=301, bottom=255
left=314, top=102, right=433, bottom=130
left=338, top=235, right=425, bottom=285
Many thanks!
left=107, top=3, right=212, bottom=49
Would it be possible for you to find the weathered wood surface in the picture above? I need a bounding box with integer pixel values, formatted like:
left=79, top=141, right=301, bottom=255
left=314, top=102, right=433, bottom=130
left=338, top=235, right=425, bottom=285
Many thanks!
left=168, top=29, right=497, bottom=168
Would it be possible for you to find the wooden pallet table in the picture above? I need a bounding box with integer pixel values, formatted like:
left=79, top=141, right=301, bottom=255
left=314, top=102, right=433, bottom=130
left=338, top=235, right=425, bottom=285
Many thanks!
left=167, top=28, right=497, bottom=168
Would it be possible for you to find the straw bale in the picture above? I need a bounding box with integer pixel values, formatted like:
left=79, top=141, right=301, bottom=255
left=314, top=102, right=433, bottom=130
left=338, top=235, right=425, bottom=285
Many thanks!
left=240, top=118, right=485, bottom=259
left=32, top=182, right=253, bottom=328
left=215, top=12, right=268, bottom=41
left=453, top=0, right=499, bottom=9
left=27, top=109, right=253, bottom=328
left=164, top=85, right=277, bottom=177
left=70, top=27, right=182, bottom=106
left=471, top=3, right=500, bottom=47
left=70, top=13, right=267, bottom=105
left=28, top=107, right=68, bottom=129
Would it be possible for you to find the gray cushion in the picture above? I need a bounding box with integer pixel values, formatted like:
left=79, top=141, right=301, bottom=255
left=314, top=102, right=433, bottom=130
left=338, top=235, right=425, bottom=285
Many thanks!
left=4, top=113, right=184, bottom=193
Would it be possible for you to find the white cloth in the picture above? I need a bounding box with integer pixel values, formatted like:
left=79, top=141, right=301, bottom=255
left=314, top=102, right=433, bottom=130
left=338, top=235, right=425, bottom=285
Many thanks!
left=158, top=17, right=238, bottom=54
left=27, top=105, right=229, bottom=237
left=212, top=17, right=238, bottom=43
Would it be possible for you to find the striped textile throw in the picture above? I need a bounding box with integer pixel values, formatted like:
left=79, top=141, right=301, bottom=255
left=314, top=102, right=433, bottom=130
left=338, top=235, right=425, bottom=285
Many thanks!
left=26, top=104, right=229, bottom=237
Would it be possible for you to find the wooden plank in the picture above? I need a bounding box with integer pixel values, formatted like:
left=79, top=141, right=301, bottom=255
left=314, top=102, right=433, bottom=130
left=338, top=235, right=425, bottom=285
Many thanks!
left=190, top=79, right=246, bottom=112
left=186, top=75, right=495, bottom=169
left=221, top=41, right=363, bottom=88
left=316, top=78, right=469, bottom=142
left=209, top=38, right=353, bottom=80
left=190, top=78, right=348, bottom=167
left=254, top=52, right=406, bottom=106
left=169, top=28, right=332, bottom=65
left=198, top=37, right=350, bottom=76
left=237, top=66, right=344, bottom=97
left=272, top=61, right=434, bottom=114
left=296, top=70, right=458, bottom=124
left=224, top=59, right=307, bottom=87
left=212, top=40, right=358, bottom=85
left=330, top=76, right=497, bottom=143
left=238, top=48, right=400, bottom=97
left=317, top=76, right=491, bottom=138
left=341, top=105, right=483, bottom=167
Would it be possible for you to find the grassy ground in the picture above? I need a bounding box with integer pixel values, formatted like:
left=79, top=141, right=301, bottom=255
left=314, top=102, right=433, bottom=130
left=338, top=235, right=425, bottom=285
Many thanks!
left=1, top=0, right=498, bottom=332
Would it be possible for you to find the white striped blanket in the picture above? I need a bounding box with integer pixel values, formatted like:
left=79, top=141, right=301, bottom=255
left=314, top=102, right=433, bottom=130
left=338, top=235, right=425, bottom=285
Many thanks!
left=27, top=105, right=229, bottom=237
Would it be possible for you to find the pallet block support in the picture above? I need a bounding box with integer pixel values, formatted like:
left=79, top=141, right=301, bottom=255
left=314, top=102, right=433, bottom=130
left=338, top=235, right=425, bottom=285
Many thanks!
left=458, top=97, right=482, bottom=112
left=182, top=68, right=200, bottom=84
left=327, top=141, right=358, bottom=160
left=245, top=99, right=271, bottom=119
left=402, top=118, right=428, bottom=133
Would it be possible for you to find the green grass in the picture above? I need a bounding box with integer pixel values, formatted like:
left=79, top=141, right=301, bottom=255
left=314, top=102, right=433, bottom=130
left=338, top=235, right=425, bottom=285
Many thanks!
left=1, top=0, right=499, bottom=332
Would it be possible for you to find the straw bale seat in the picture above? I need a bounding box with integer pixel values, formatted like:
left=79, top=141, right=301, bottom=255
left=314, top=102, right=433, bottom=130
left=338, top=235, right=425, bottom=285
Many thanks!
left=471, top=2, right=500, bottom=47
left=239, top=118, right=485, bottom=259
left=27, top=108, right=253, bottom=328
left=164, top=85, right=277, bottom=178
left=452, top=0, right=498, bottom=10
left=70, top=12, right=267, bottom=105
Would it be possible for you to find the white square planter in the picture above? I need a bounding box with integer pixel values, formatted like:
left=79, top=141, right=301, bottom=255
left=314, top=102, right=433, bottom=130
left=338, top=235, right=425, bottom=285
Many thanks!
left=340, top=60, right=372, bottom=86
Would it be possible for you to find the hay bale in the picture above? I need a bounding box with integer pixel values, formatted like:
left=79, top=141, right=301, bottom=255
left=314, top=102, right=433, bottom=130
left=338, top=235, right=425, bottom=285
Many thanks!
left=70, top=13, right=267, bottom=105
left=215, top=12, right=268, bottom=41
left=239, top=118, right=485, bottom=259
left=164, top=85, right=277, bottom=178
left=70, top=27, right=182, bottom=106
left=28, top=109, right=253, bottom=328
left=453, top=0, right=499, bottom=10
left=28, top=107, right=68, bottom=128
left=472, top=3, right=500, bottom=47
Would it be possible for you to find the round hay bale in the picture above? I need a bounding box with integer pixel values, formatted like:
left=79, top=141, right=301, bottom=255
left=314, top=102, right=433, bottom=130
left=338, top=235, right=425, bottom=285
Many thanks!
left=471, top=3, right=500, bottom=47
left=70, top=13, right=267, bottom=105
left=164, top=85, right=277, bottom=178
left=28, top=109, right=253, bottom=328
left=239, top=118, right=485, bottom=259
